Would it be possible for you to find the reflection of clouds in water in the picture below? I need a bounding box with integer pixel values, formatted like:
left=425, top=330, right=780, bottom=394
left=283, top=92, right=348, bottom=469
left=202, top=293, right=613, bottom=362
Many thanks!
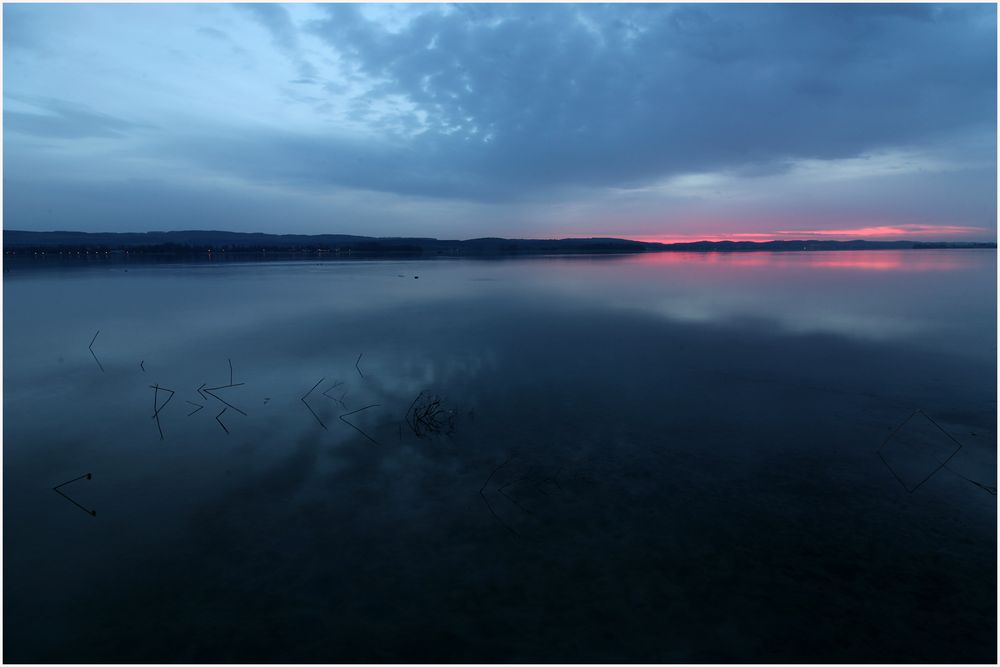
left=643, top=296, right=927, bottom=342
left=782, top=311, right=925, bottom=341
left=529, top=250, right=993, bottom=356
left=3, top=256, right=996, bottom=662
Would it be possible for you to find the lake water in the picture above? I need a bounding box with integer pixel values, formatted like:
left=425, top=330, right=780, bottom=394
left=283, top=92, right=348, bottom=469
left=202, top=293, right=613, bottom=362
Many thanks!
left=4, top=250, right=996, bottom=662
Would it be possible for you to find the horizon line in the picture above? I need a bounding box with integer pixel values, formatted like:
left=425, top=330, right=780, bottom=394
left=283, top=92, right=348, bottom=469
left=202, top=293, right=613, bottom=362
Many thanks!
left=4, top=229, right=997, bottom=247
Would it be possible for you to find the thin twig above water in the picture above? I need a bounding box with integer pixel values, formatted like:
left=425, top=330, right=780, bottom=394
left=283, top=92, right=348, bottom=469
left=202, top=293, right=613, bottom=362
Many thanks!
left=53, top=472, right=96, bottom=517
left=301, top=377, right=327, bottom=429
left=339, top=404, right=381, bottom=445
left=89, top=330, right=104, bottom=373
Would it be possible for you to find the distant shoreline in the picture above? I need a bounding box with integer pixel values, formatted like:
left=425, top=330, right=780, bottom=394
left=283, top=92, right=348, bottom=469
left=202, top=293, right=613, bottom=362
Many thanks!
left=3, top=229, right=995, bottom=257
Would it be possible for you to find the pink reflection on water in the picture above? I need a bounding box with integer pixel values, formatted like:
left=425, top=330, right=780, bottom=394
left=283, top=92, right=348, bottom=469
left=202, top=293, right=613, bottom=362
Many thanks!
left=625, top=250, right=969, bottom=271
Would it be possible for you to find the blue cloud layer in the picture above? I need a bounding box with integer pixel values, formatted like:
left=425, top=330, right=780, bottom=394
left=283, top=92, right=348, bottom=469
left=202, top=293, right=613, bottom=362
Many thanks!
left=4, top=3, right=996, bottom=238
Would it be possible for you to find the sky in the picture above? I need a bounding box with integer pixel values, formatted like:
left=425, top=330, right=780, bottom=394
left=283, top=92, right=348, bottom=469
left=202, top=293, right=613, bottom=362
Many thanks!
left=3, top=3, right=997, bottom=241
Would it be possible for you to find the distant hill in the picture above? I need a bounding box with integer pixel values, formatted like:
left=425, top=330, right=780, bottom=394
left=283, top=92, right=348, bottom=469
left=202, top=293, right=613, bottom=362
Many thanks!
left=2, top=230, right=995, bottom=256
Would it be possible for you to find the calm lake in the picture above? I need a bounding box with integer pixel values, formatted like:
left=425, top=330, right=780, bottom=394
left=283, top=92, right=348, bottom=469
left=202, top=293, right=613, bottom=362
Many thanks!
left=4, top=249, right=997, bottom=662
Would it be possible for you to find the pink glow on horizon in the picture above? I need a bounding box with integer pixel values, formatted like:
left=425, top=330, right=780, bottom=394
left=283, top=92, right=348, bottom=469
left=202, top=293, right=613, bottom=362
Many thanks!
left=625, top=223, right=989, bottom=245
left=772, top=224, right=985, bottom=238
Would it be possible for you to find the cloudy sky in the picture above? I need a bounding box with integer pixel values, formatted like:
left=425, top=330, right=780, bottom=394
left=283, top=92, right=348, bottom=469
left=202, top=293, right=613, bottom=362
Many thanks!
left=4, top=3, right=997, bottom=241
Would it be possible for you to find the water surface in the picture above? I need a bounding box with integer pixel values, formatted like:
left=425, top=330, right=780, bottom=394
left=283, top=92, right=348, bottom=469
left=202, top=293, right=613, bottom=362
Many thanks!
left=4, top=250, right=996, bottom=662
